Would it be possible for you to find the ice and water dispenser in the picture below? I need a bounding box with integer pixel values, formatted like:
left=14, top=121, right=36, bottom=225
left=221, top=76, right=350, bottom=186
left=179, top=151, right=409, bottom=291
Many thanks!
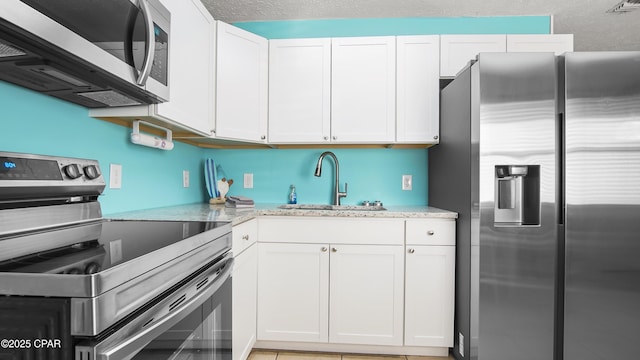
left=494, top=165, right=541, bottom=226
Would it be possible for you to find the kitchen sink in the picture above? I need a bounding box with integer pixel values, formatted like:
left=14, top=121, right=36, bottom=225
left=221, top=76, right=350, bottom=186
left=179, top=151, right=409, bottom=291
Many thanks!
left=278, top=204, right=387, bottom=211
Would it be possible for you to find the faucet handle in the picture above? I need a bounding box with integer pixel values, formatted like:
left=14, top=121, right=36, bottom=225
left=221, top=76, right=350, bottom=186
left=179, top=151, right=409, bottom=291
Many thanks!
left=340, top=182, right=348, bottom=197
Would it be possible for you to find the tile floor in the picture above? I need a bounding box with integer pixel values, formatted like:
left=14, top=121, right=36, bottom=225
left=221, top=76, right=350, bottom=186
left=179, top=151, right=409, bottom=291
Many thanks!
left=248, top=349, right=455, bottom=360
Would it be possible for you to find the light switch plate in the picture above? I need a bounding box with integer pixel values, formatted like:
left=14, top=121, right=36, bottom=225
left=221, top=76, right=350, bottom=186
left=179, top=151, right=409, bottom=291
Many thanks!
left=402, top=174, right=412, bottom=191
left=244, top=173, right=254, bottom=189
left=183, top=170, right=190, bottom=188
left=109, top=164, right=122, bottom=189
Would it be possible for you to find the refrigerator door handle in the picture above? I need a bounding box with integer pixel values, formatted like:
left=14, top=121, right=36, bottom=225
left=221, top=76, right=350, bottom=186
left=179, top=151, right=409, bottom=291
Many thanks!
left=558, top=112, right=565, bottom=226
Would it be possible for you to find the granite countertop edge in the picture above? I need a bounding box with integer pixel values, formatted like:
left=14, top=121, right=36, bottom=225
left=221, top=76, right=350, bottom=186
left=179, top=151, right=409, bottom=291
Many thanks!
left=107, top=203, right=459, bottom=226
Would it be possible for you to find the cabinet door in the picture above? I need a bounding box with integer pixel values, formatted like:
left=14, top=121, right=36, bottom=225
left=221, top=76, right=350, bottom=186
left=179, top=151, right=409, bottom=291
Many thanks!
left=257, top=243, right=329, bottom=342
left=232, top=243, right=258, bottom=360
left=329, top=244, right=404, bottom=346
left=216, top=21, right=268, bottom=143
left=440, top=35, right=507, bottom=77
left=396, top=35, right=440, bottom=144
left=404, top=245, right=455, bottom=347
left=507, top=34, right=574, bottom=54
left=331, top=37, right=396, bottom=143
left=156, top=0, right=215, bottom=136
left=269, top=38, right=331, bottom=144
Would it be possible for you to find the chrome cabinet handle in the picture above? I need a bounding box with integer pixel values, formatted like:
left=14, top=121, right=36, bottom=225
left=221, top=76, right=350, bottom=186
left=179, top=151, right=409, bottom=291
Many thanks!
left=332, top=136, right=337, bottom=140
left=408, top=248, right=415, bottom=254
left=321, top=247, right=328, bottom=252
left=242, top=234, right=249, bottom=240
left=261, top=135, right=266, bottom=140
left=427, top=230, right=435, bottom=236
left=136, top=0, right=155, bottom=86
left=323, top=136, right=329, bottom=141
left=331, top=247, right=337, bottom=252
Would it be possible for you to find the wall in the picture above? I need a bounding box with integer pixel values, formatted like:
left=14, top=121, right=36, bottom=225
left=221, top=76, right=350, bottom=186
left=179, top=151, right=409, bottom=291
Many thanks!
left=210, top=148, right=427, bottom=206
left=233, top=16, right=551, bottom=38
left=1, top=81, right=208, bottom=215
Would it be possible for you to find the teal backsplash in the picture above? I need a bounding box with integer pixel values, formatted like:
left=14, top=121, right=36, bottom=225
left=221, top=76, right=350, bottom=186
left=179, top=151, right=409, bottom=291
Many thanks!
left=209, top=148, right=428, bottom=206
left=1, top=81, right=208, bottom=215
left=1, top=16, right=550, bottom=214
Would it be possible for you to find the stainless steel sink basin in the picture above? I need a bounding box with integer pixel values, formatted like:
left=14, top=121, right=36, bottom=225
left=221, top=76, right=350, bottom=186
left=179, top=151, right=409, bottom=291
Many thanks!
left=278, top=204, right=387, bottom=211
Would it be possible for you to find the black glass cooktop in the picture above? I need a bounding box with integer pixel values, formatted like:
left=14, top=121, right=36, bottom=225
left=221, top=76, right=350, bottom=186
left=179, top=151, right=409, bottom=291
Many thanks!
left=0, top=219, right=231, bottom=275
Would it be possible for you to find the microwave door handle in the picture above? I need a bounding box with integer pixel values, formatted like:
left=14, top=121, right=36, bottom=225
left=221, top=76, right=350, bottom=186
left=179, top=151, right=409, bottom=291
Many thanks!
left=136, top=0, right=155, bottom=86
left=88, top=256, right=233, bottom=360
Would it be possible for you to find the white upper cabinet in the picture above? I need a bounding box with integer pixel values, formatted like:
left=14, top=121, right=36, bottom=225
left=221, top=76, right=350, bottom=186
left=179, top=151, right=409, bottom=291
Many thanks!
left=89, top=0, right=216, bottom=136
left=440, top=34, right=507, bottom=77
left=396, top=35, right=440, bottom=144
left=506, top=34, right=574, bottom=54
left=215, top=21, right=268, bottom=143
left=331, top=37, right=396, bottom=143
left=268, top=38, right=331, bottom=143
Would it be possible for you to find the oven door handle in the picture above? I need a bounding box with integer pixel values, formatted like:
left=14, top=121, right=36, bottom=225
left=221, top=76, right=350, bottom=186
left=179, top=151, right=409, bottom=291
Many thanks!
left=78, top=254, right=233, bottom=360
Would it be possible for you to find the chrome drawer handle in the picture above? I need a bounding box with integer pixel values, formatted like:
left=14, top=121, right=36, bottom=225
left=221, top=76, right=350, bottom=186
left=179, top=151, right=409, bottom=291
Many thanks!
left=321, top=247, right=328, bottom=252
left=427, top=230, right=435, bottom=236
left=408, top=248, right=415, bottom=254
left=332, top=247, right=338, bottom=252
left=242, top=234, right=249, bottom=240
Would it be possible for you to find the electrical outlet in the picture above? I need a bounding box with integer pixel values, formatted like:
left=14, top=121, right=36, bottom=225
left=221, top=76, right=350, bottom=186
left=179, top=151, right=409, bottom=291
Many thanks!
left=183, top=170, right=190, bottom=188
left=244, top=173, right=254, bottom=189
left=109, top=164, right=122, bottom=189
left=402, top=174, right=412, bottom=191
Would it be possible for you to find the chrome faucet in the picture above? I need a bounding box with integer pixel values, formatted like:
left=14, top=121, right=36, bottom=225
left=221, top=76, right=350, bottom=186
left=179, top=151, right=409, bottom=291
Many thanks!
left=314, top=151, right=347, bottom=205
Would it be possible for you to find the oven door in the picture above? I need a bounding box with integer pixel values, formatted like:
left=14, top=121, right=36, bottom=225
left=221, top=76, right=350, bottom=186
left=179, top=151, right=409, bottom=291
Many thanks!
left=76, top=253, right=232, bottom=360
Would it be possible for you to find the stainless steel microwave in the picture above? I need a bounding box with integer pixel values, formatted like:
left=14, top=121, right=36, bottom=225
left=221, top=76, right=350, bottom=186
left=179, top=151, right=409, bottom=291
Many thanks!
left=0, top=0, right=170, bottom=108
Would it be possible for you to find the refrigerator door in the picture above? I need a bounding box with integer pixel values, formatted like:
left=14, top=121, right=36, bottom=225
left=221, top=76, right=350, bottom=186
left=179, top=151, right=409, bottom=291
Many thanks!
left=563, top=52, right=640, bottom=360
left=475, top=52, right=559, bottom=360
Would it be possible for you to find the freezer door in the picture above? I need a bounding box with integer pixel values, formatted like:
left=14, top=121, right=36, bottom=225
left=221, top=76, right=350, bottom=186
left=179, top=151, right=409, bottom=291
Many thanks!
left=563, top=52, right=640, bottom=360
left=475, top=52, right=559, bottom=360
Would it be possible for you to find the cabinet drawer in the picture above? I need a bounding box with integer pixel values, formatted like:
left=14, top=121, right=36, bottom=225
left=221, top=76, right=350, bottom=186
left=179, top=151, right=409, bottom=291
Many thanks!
left=259, top=217, right=404, bottom=245
left=405, top=219, right=455, bottom=246
left=233, top=219, right=258, bottom=256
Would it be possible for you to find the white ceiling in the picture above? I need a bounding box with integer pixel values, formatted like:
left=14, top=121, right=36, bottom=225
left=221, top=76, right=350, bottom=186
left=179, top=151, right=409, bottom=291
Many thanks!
left=201, top=0, right=640, bottom=51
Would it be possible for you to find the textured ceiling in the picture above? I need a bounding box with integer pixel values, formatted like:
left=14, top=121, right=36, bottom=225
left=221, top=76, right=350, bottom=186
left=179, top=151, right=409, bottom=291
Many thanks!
left=200, top=0, right=640, bottom=51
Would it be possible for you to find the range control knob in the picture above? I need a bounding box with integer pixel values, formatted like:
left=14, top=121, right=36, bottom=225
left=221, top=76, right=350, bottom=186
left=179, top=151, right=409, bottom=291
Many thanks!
left=83, top=165, right=101, bottom=180
left=63, top=164, right=83, bottom=179
left=84, top=262, right=102, bottom=274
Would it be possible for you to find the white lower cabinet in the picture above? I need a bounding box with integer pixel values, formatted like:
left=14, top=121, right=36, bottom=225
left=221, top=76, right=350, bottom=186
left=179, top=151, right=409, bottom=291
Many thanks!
left=257, top=242, right=404, bottom=346
left=257, top=242, right=329, bottom=342
left=404, top=245, right=455, bottom=347
left=232, top=220, right=258, bottom=360
left=255, top=216, right=455, bottom=355
left=329, top=244, right=404, bottom=346
left=404, top=219, right=456, bottom=348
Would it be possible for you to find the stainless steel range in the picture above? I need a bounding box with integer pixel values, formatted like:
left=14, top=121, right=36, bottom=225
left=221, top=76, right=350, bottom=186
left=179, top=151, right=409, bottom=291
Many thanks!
left=0, top=152, right=233, bottom=360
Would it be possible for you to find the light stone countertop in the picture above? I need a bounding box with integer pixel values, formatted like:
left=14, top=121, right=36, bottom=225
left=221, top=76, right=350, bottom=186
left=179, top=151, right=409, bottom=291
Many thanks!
left=107, top=203, right=458, bottom=226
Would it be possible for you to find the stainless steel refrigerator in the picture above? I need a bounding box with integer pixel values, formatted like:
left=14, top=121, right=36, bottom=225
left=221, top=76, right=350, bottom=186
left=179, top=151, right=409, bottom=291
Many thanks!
left=429, top=51, right=640, bottom=360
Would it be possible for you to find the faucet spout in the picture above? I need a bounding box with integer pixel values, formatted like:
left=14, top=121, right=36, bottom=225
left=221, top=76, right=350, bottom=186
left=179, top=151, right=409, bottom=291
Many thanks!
left=314, top=151, right=348, bottom=205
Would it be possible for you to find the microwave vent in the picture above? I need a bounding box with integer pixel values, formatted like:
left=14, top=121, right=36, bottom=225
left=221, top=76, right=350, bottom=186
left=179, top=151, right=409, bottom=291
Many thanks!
left=0, top=41, right=26, bottom=58
left=607, top=0, right=640, bottom=12
left=77, top=90, right=143, bottom=107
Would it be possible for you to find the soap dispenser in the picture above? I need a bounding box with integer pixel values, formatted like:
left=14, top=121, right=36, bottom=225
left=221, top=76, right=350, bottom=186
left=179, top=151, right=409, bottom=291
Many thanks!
left=288, top=184, right=297, bottom=204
